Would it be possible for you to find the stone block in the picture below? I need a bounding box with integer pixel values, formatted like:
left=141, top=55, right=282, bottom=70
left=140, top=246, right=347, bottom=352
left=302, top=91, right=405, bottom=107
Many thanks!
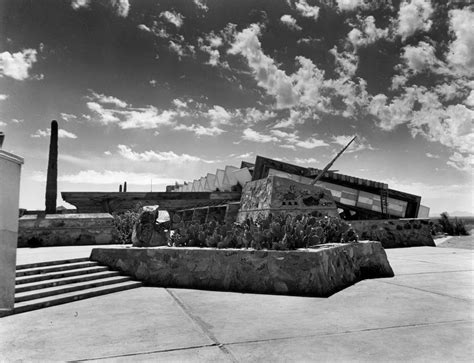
left=90, top=241, right=394, bottom=297
left=0, top=150, right=23, bottom=311
left=350, top=219, right=435, bottom=248
left=18, top=213, right=116, bottom=247
left=237, top=176, right=339, bottom=222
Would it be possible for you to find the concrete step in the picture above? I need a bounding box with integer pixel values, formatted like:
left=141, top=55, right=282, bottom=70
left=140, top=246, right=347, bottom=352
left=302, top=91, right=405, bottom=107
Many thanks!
left=16, top=261, right=100, bottom=277
left=15, top=271, right=122, bottom=293
left=16, top=257, right=90, bottom=270
left=13, top=281, right=143, bottom=315
left=16, top=266, right=110, bottom=285
left=15, top=276, right=134, bottom=303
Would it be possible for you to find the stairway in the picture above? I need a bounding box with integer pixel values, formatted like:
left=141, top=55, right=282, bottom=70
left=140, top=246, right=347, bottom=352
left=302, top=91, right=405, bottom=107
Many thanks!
left=12, top=257, right=142, bottom=315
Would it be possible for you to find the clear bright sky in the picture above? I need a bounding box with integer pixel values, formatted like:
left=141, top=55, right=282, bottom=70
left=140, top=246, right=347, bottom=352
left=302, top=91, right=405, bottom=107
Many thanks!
left=0, top=0, right=472, bottom=215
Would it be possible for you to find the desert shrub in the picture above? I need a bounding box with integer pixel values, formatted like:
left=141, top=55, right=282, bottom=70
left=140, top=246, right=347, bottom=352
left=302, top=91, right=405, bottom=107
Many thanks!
left=112, top=203, right=143, bottom=244
left=436, top=212, right=468, bottom=236
left=169, top=214, right=358, bottom=250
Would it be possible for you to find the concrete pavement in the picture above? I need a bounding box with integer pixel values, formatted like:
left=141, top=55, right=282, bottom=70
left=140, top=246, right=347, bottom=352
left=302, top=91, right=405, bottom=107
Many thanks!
left=1, top=245, right=472, bottom=362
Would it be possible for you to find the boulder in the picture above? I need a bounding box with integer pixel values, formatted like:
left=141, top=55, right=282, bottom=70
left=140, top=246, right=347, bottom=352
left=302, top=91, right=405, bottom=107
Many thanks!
left=131, top=209, right=169, bottom=247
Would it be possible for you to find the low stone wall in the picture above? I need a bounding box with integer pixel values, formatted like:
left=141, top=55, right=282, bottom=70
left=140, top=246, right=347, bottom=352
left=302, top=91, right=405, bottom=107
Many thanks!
left=350, top=219, right=435, bottom=248
left=90, top=241, right=394, bottom=297
left=18, top=213, right=117, bottom=247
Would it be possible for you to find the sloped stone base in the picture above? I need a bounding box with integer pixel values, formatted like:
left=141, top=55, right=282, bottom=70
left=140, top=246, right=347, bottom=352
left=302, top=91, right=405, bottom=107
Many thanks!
left=90, top=241, right=394, bottom=297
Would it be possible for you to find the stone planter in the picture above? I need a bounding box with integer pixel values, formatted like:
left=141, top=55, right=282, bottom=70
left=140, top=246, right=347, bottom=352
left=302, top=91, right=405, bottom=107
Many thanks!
left=90, top=241, right=394, bottom=297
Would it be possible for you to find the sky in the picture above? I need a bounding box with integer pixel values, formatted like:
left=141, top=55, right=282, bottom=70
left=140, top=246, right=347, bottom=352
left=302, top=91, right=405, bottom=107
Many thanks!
left=0, top=0, right=472, bottom=215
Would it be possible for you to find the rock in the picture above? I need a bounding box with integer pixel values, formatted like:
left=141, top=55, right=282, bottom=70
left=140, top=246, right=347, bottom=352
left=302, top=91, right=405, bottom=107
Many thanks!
left=91, top=241, right=394, bottom=297
left=132, top=209, right=169, bottom=247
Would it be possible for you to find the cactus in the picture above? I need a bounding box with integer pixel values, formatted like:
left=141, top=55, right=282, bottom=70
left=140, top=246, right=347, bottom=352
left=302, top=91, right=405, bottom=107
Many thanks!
left=45, top=120, right=58, bottom=214
left=119, top=184, right=122, bottom=192
left=123, top=181, right=127, bottom=192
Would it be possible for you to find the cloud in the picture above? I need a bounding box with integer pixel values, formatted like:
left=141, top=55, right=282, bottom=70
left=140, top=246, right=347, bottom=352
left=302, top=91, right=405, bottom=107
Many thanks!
left=402, top=41, right=437, bottom=73
left=331, top=134, right=373, bottom=152
left=118, top=107, right=177, bottom=129
left=425, top=152, right=439, bottom=159
left=397, top=0, right=433, bottom=41
left=241, top=107, right=276, bottom=124
left=447, top=151, right=472, bottom=172
left=294, top=137, right=327, bottom=149
left=60, top=113, right=77, bottom=122
left=71, top=0, right=90, bottom=10
left=294, top=0, right=319, bottom=20
left=280, top=15, right=302, bottom=31
left=447, top=8, right=474, bottom=76
left=336, top=0, right=365, bottom=11
left=169, top=41, right=195, bottom=59
left=193, top=0, right=208, bottom=12
left=31, top=128, right=78, bottom=139
left=137, top=24, right=151, bottom=32
left=0, top=94, right=8, bottom=101
left=294, top=157, right=318, bottom=164
left=89, top=91, right=127, bottom=108
left=347, top=16, right=389, bottom=48
left=117, top=144, right=215, bottom=163
left=198, top=32, right=228, bottom=67
left=160, top=11, right=184, bottom=28
left=174, top=124, right=225, bottom=136
left=110, top=0, right=130, bottom=17
left=0, top=121, right=6, bottom=127
left=369, top=85, right=474, bottom=172
left=87, top=102, right=120, bottom=124
left=242, top=128, right=279, bottom=143
left=207, top=105, right=232, bottom=126
left=33, top=169, right=178, bottom=185
left=0, top=49, right=38, bottom=80
left=228, top=24, right=297, bottom=109
left=71, top=0, right=129, bottom=17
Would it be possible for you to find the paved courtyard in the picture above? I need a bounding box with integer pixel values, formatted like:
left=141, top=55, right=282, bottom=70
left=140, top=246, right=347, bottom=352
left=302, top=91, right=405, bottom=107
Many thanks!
left=1, top=243, right=473, bottom=362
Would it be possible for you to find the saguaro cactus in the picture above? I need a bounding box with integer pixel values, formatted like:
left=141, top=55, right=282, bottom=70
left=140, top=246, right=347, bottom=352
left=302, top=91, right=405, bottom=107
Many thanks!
left=45, top=120, right=58, bottom=214
left=123, top=181, right=127, bottom=192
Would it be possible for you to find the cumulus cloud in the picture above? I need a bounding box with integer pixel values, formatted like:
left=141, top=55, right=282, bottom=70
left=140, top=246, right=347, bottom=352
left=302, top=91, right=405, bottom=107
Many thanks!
left=160, top=11, right=184, bottom=28
left=336, top=0, right=365, bottom=11
left=198, top=32, right=228, bottom=67
left=0, top=94, right=8, bottom=101
left=280, top=15, right=302, bottom=31
left=402, top=41, right=438, bottom=73
left=110, top=0, right=129, bottom=17
left=193, top=0, right=208, bottom=12
left=347, top=16, right=389, bottom=48
left=228, top=24, right=298, bottom=109
left=71, top=0, right=90, bottom=10
left=60, top=113, right=77, bottom=122
left=33, top=169, right=178, bottom=186
left=31, top=128, right=78, bottom=139
left=229, top=25, right=370, bottom=117
left=174, top=124, right=225, bottom=136
left=369, top=85, right=474, bottom=172
left=397, top=0, right=433, bottom=41
left=294, top=157, right=318, bottom=164
left=117, top=144, right=215, bottom=163
left=447, top=8, right=474, bottom=76
left=118, top=107, right=177, bottom=129
left=169, top=40, right=195, bottom=59
left=0, top=121, right=7, bottom=127
left=0, top=49, right=38, bottom=80
left=71, top=0, right=129, bottom=17
left=207, top=105, right=232, bottom=126
left=331, top=134, right=373, bottom=152
left=89, top=91, right=127, bottom=108
left=242, top=128, right=279, bottom=143
left=294, top=137, right=327, bottom=149
left=87, top=102, right=120, bottom=124
left=241, top=107, right=276, bottom=124
left=294, top=0, right=319, bottom=20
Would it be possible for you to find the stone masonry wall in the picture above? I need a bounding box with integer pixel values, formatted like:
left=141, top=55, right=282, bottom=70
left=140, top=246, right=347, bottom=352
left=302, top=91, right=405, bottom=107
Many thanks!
left=349, top=219, right=435, bottom=248
left=90, top=241, right=394, bottom=297
left=18, top=213, right=116, bottom=247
